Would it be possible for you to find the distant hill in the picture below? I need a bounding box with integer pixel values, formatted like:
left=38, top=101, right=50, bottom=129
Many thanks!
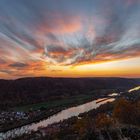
left=0, top=77, right=140, bottom=108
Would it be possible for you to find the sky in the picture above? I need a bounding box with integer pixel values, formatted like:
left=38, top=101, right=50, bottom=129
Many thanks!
left=0, top=0, right=140, bottom=79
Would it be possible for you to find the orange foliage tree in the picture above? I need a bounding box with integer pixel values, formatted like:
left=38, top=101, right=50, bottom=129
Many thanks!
left=113, top=98, right=140, bottom=125
left=95, top=113, right=113, bottom=130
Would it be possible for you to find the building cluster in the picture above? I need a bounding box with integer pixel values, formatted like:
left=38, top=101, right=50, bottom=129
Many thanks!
left=0, top=111, right=28, bottom=123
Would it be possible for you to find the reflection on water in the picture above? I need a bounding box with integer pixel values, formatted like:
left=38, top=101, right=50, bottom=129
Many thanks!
left=0, top=98, right=115, bottom=140
left=108, top=93, right=118, bottom=97
left=128, top=86, right=140, bottom=93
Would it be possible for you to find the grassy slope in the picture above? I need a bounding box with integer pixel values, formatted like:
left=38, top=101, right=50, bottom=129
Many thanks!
left=14, top=94, right=95, bottom=112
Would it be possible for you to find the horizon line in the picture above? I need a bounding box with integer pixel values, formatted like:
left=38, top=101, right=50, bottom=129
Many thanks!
left=1, top=76, right=140, bottom=80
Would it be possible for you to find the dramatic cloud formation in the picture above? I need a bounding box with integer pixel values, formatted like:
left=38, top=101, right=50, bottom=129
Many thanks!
left=8, top=62, right=29, bottom=68
left=0, top=0, right=140, bottom=78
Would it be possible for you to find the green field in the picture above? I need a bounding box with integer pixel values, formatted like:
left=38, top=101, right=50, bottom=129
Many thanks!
left=14, top=94, right=95, bottom=112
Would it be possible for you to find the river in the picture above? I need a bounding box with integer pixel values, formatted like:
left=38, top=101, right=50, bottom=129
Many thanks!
left=0, top=97, right=115, bottom=140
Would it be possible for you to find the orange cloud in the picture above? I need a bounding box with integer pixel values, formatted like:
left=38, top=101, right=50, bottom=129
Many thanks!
left=36, top=15, right=82, bottom=35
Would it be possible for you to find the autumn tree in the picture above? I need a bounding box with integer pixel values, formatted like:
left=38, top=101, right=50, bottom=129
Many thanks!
left=113, top=98, right=138, bottom=125
left=95, top=113, right=113, bottom=130
left=73, top=117, right=93, bottom=134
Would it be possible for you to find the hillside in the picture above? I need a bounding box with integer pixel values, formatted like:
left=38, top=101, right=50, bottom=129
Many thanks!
left=0, top=77, right=140, bottom=108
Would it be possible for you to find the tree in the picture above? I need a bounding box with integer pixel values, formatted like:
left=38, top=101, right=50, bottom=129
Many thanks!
left=113, top=98, right=137, bottom=124
left=95, top=113, right=113, bottom=130
left=73, top=117, right=92, bottom=134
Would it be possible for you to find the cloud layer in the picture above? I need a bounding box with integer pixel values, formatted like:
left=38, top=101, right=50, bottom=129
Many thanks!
left=0, top=0, right=140, bottom=78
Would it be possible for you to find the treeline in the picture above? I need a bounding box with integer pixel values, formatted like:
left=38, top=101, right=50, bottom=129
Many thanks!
left=0, top=77, right=140, bottom=108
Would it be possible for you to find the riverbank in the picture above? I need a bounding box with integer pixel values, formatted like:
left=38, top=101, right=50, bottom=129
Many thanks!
left=0, top=94, right=99, bottom=133
left=11, top=95, right=140, bottom=140
left=0, top=97, right=115, bottom=140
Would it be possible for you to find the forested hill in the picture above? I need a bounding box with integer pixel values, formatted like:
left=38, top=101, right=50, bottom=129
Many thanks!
left=0, top=77, right=140, bottom=108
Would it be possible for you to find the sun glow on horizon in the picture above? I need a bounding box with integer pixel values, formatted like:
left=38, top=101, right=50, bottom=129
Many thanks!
left=1, top=57, right=140, bottom=79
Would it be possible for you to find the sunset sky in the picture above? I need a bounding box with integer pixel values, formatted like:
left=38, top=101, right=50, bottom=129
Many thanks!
left=0, top=0, right=140, bottom=79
